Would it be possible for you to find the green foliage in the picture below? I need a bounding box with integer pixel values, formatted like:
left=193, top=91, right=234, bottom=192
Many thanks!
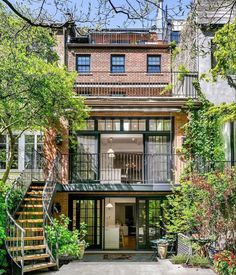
left=164, top=169, right=236, bottom=253
left=46, top=214, right=88, bottom=258
left=0, top=181, right=8, bottom=274
left=171, top=254, right=188, bottom=264
left=171, top=254, right=210, bottom=267
left=211, top=20, right=236, bottom=80
left=161, top=83, right=173, bottom=95
left=177, top=65, right=190, bottom=82
left=214, top=251, right=236, bottom=275
left=182, top=82, right=225, bottom=166
left=189, top=255, right=211, bottom=268
left=0, top=4, right=88, bottom=183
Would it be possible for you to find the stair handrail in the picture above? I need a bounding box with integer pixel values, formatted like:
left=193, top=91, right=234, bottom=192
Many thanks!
left=5, top=162, right=32, bottom=273
left=42, top=151, right=61, bottom=268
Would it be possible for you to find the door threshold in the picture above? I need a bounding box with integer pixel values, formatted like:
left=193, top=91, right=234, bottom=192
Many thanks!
left=85, top=250, right=152, bottom=254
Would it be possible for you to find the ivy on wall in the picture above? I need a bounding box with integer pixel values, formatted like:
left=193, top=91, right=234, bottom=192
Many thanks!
left=182, top=81, right=225, bottom=166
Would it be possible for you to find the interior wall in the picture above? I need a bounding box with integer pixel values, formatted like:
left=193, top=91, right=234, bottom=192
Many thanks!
left=105, top=197, right=136, bottom=227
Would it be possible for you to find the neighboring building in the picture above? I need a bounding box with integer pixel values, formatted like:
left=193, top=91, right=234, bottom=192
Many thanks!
left=51, top=26, right=198, bottom=250
left=173, top=0, right=236, bottom=164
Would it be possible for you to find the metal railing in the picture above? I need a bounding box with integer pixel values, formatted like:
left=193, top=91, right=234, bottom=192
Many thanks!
left=74, top=71, right=198, bottom=98
left=68, top=153, right=187, bottom=184
left=88, top=31, right=164, bottom=45
left=5, top=164, right=32, bottom=273
left=42, top=151, right=61, bottom=268
left=5, top=150, right=61, bottom=273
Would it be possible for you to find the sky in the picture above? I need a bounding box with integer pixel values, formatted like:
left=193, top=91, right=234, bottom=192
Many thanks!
left=10, top=0, right=192, bottom=28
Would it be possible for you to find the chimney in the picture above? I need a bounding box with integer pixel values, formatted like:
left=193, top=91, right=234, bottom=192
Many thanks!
left=156, top=0, right=164, bottom=40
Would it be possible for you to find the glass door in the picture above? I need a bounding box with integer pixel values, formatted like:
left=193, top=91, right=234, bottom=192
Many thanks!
left=145, top=135, right=171, bottom=183
left=71, top=135, right=99, bottom=183
left=72, top=199, right=103, bottom=249
left=136, top=198, right=163, bottom=249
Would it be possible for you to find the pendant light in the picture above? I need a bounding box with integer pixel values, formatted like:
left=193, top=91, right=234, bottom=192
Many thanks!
left=105, top=198, right=113, bottom=208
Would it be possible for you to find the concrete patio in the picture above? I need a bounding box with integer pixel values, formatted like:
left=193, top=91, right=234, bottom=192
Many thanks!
left=35, top=259, right=216, bottom=275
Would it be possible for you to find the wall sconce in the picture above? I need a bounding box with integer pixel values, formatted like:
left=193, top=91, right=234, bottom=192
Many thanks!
left=55, top=134, right=63, bottom=145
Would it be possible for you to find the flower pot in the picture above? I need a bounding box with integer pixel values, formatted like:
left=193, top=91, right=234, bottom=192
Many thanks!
left=157, top=243, right=168, bottom=259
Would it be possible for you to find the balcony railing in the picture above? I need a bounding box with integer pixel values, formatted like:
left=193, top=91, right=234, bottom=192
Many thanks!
left=67, top=153, right=187, bottom=185
left=74, top=72, right=198, bottom=98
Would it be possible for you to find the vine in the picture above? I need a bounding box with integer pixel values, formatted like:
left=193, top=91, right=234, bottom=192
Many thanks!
left=182, top=80, right=225, bottom=168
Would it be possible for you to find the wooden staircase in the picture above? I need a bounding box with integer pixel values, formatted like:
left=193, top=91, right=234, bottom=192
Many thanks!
left=6, top=151, right=61, bottom=274
left=7, top=181, right=57, bottom=274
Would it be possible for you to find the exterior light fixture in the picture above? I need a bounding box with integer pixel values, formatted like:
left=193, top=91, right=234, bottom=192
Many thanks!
left=105, top=199, right=113, bottom=208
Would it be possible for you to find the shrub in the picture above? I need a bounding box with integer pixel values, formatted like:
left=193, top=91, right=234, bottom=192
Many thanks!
left=189, top=255, right=210, bottom=268
left=171, top=254, right=188, bottom=264
left=214, top=250, right=236, bottom=275
left=46, top=214, right=88, bottom=259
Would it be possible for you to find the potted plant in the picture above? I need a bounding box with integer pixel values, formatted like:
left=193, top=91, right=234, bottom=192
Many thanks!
left=157, top=238, right=169, bottom=259
left=77, top=222, right=88, bottom=260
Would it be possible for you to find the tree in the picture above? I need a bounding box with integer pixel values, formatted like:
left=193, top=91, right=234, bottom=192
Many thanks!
left=0, top=5, right=88, bottom=183
left=212, top=19, right=236, bottom=89
left=164, top=169, right=236, bottom=254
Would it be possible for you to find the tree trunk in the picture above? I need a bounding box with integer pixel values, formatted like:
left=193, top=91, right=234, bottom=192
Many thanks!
left=1, top=132, right=16, bottom=184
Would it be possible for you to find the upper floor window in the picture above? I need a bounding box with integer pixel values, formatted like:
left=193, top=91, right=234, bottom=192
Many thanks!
left=171, top=31, right=180, bottom=44
left=147, top=55, right=161, bottom=73
left=111, top=55, right=125, bottom=73
left=76, top=54, right=91, bottom=73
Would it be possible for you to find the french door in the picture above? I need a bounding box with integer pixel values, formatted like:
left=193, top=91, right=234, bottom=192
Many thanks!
left=70, top=135, right=99, bottom=183
left=145, top=135, right=171, bottom=183
left=136, top=198, right=164, bottom=249
left=70, top=198, right=103, bottom=249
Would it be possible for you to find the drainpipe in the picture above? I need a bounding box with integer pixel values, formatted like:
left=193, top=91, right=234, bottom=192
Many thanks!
left=156, top=0, right=164, bottom=40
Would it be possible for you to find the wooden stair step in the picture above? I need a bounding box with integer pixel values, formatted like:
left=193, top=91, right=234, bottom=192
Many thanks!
left=9, top=244, right=46, bottom=252
left=27, top=191, right=43, bottom=195
left=7, top=236, right=44, bottom=241
left=14, top=253, right=50, bottom=262
left=21, top=204, right=43, bottom=208
left=17, top=219, right=43, bottom=223
left=24, top=227, right=44, bottom=232
left=16, top=212, right=43, bottom=215
left=24, top=198, right=42, bottom=201
left=30, top=186, right=44, bottom=190
left=23, top=262, right=57, bottom=273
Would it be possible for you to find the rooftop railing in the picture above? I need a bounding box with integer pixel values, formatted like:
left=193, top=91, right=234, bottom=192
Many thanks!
left=74, top=71, right=198, bottom=98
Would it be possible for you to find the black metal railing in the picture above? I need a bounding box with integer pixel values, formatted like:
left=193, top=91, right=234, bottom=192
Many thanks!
left=74, top=71, right=198, bottom=98
left=66, top=153, right=235, bottom=185
left=67, top=153, right=187, bottom=185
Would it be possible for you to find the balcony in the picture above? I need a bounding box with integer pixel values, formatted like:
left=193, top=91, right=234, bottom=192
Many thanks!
left=74, top=72, right=198, bottom=99
left=66, top=153, right=187, bottom=185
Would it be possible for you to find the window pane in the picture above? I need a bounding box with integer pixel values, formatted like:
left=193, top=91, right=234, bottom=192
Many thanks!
left=98, top=120, right=105, bottom=131
left=113, top=120, right=120, bottom=131
left=147, top=55, right=161, bottom=73
left=149, top=120, right=156, bottom=131
left=139, top=120, right=146, bottom=131
left=123, top=120, right=130, bottom=131
left=85, top=120, right=95, bottom=130
left=77, top=55, right=90, bottom=73
left=111, top=55, right=125, bottom=73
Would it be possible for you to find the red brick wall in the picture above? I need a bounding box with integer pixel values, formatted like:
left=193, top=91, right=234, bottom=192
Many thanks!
left=67, top=47, right=171, bottom=83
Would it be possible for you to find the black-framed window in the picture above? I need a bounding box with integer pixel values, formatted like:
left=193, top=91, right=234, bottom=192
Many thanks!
left=147, top=55, right=161, bottom=73
left=76, top=54, right=91, bottom=73
left=171, top=31, right=180, bottom=44
left=79, top=118, right=172, bottom=132
left=111, top=55, right=125, bottom=73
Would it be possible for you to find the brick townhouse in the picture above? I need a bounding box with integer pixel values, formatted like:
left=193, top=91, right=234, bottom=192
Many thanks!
left=50, top=26, right=198, bottom=250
